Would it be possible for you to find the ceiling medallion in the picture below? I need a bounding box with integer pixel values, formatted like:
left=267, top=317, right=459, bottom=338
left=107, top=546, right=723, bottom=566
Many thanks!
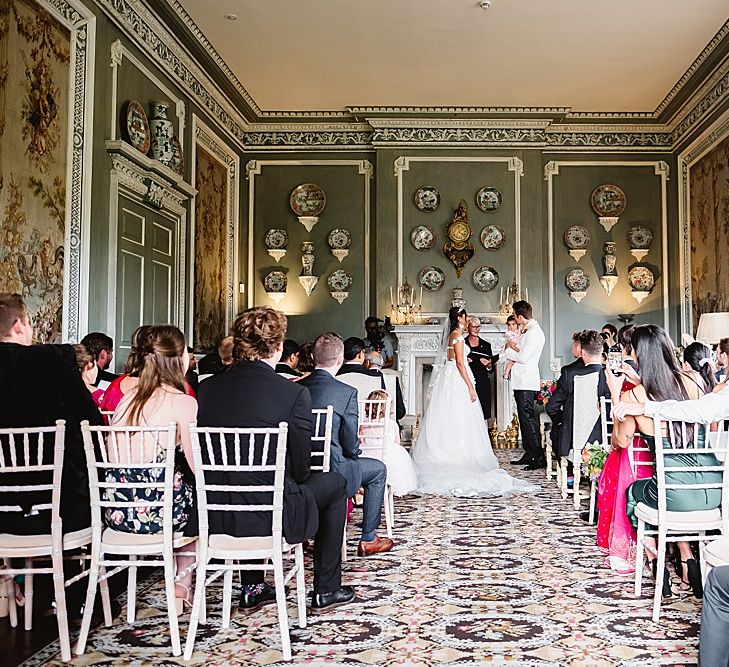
left=443, top=199, right=475, bottom=279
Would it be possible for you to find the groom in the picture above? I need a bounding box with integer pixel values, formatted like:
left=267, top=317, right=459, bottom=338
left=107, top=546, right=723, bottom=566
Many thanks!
left=503, top=300, right=546, bottom=470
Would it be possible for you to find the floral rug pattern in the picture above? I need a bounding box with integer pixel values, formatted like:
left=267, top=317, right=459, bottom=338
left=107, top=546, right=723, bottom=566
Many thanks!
left=27, top=453, right=700, bottom=666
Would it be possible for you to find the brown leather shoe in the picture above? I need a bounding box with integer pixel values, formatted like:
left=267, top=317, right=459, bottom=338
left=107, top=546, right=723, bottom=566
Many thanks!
left=357, top=535, right=394, bottom=557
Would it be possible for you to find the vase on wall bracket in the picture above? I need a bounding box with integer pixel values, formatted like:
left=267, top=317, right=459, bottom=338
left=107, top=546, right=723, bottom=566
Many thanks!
left=148, top=101, right=174, bottom=166
left=299, top=241, right=318, bottom=297
left=599, top=242, right=619, bottom=296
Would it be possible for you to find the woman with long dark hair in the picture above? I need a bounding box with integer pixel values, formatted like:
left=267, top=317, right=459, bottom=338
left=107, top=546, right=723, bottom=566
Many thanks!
left=609, top=325, right=721, bottom=598
left=108, top=325, right=198, bottom=612
left=683, top=341, right=717, bottom=393
left=411, top=307, right=535, bottom=496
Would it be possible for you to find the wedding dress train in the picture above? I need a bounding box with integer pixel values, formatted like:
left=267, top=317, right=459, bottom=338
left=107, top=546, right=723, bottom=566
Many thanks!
left=411, top=334, right=538, bottom=497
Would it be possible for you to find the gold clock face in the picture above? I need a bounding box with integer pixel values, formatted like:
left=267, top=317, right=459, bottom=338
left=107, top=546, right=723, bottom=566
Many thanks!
left=448, top=221, right=471, bottom=243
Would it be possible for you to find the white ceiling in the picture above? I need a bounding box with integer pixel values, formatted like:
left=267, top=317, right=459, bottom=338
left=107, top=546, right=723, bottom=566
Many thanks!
left=174, top=0, right=729, bottom=113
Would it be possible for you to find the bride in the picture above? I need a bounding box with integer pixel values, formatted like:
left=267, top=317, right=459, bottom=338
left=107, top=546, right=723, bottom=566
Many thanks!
left=411, top=306, right=537, bottom=497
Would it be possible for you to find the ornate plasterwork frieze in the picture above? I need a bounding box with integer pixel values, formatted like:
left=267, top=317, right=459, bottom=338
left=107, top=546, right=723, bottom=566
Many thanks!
left=372, top=126, right=546, bottom=145
left=670, top=66, right=729, bottom=146
left=243, top=130, right=374, bottom=148
left=656, top=19, right=729, bottom=119
left=95, top=0, right=250, bottom=148
left=545, top=130, right=672, bottom=148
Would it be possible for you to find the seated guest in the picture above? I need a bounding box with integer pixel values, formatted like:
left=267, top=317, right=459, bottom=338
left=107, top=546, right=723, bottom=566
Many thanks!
left=546, top=330, right=609, bottom=466
left=301, top=333, right=394, bottom=556
left=682, top=341, right=717, bottom=393
left=601, top=323, right=620, bottom=354
left=360, top=389, right=417, bottom=496
left=608, top=324, right=720, bottom=598
left=185, top=346, right=199, bottom=393
left=364, top=316, right=395, bottom=368
left=337, top=336, right=385, bottom=399
left=364, top=351, right=406, bottom=422
left=197, top=335, right=234, bottom=376
left=295, top=341, right=315, bottom=379
left=80, top=331, right=118, bottom=388
left=548, top=331, right=584, bottom=457
left=276, top=338, right=302, bottom=378
left=0, top=293, right=103, bottom=535
left=110, top=325, right=197, bottom=611
left=100, top=325, right=150, bottom=413
left=197, top=308, right=355, bottom=612
left=716, top=338, right=729, bottom=385
left=73, top=343, right=104, bottom=407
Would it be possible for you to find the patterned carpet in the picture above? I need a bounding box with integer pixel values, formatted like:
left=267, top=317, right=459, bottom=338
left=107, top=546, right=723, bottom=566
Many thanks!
left=26, top=452, right=701, bottom=666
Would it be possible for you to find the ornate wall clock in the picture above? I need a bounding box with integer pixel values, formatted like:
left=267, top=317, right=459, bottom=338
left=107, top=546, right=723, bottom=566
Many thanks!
left=443, top=199, right=475, bottom=278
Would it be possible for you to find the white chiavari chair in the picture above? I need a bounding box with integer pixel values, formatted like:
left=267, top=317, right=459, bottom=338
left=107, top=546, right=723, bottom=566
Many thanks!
left=184, top=423, right=305, bottom=661
left=0, top=421, right=110, bottom=662
left=357, top=398, right=394, bottom=538
left=76, top=421, right=197, bottom=657
left=633, top=416, right=729, bottom=621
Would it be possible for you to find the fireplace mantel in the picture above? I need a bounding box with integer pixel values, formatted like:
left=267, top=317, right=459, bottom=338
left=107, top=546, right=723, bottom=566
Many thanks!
left=393, top=323, right=506, bottom=416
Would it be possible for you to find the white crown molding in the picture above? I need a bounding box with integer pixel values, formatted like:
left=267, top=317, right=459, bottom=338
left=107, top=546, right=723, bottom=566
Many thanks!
left=656, top=19, right=729, bottom=119
left=544, top=160, right=670, bottom=367
left=367, top=117, right=552, bottom=129
left=190, top=116, right=240, bottom=342
left=677, top=107, right=729, bottom=338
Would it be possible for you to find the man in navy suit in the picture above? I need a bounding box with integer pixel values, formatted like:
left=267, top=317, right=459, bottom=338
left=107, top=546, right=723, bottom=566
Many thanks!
left=546, top=329, right=610, bottom=459
left=300, top=332, right=394, bottom=557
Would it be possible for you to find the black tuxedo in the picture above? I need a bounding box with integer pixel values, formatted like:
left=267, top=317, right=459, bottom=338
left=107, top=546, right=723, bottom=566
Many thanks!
left=197, top=361, right=347, bottom=593
left=0, top=342, right=103, bottom=534
left=546, top=360, right=609, bottom=457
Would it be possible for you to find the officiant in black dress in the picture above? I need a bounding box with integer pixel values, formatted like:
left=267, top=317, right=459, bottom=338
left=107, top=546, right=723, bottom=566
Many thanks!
left=465, top=317, right=496, bottom=419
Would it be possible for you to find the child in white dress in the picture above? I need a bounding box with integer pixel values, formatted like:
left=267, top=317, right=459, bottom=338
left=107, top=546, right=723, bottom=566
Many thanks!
left=359, top=389, right=418, bottom=496
left=502, top=315, right=521, bottom=380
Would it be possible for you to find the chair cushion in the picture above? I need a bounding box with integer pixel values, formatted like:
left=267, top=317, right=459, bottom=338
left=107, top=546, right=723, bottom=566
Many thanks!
left=0, top=528, right=91, bottom=553
left=634, top=503, right=722, bottom=527
left=101, top=528, right=195, bottom=549
left=705, top=536, right=729, bottom=567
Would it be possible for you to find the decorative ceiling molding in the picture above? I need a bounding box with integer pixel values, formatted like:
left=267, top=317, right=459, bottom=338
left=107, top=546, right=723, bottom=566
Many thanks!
left=96, top=0, right=729, bottom=152
left=655, top=19, right=729, bottom=119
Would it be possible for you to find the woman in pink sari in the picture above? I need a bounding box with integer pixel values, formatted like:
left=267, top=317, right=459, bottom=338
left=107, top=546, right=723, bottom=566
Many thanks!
left=596, top=325, right=652, bottom=574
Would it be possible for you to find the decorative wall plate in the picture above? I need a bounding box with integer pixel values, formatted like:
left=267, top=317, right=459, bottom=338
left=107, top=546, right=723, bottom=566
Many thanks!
left=264, top=270, right=287, bottom=293
left=168, top=135, right=184, bottom=175
left=472, top=266, right=499, bottom=292
left=410, top=225, right=436, bottom=250
left=419, top=266, right=446, bottom=291
left=565, top=268, right=590, bottom=292
left=123, top=100, right=151, bottom=154
left=480, top=225, right=506, bottom=250
left=414, top=186, right=440, bottom=211
left=563, top=225, right=591, bottom=250
left=628, top=266, right=655, bottom=291
left=327, top=228, right=352, bottom=250
left=265, top=229, right=288, bottom=249
left=327, top=269, right=352, bottom=292
left=476, top=187, right=503, bottom=213
left=628, top=225, right=653, bottom=249
left=290, top=183, right=326, bottom=217
left=591, top=184, right=627, bottom=217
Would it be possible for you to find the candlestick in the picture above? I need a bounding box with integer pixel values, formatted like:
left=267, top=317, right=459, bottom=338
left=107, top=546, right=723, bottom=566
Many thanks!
left=524, top=287, right=528, bottom=301
left=390, top=286, right=394, bottom=306
left=419, top=285, right=423, bottom=306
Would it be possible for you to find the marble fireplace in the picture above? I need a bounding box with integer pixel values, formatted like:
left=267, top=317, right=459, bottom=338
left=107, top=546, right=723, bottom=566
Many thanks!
left=392, top=322, right=509, bottom=428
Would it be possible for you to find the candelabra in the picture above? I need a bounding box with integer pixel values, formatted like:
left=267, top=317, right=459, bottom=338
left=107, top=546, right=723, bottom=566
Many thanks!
left=498, top=279, right=528, bottom=314
left=390, top=278, right=422, bottom=325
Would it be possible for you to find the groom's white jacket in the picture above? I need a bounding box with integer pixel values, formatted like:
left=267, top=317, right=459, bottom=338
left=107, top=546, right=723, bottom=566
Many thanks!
left=502, top=319, right=545, bottom=391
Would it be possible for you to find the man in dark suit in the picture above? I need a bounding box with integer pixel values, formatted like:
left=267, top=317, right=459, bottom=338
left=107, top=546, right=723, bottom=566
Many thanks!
left=197, top=308, right=354, bottom=613
left=548, top=331, right=584, bottom=457
left=300, top=333, right=394, bottom=557
left=337, top=337, right=386, bottom=388
left=0, top=293, right=103, bottom=536
left=364, top=351, right=406, bottom=422
left=546, top=329, right=610, bottom=459
left=80, top=331, right=118, bottom=387
left=197, top=335, right=234, bottom=376
left=275, top=338, right=302, bottom=378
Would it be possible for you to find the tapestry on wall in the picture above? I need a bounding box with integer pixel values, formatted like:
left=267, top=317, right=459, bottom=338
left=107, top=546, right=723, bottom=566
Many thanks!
left=0, top=0, right=69, bottom=342
left=690, top=133, right=729, bottom=331
left=193, top=146, right=228, bottom=351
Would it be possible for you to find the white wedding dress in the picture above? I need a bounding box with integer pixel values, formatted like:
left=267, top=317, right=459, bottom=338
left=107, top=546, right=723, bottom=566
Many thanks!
left=411, top=333, right=537, bottom=497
